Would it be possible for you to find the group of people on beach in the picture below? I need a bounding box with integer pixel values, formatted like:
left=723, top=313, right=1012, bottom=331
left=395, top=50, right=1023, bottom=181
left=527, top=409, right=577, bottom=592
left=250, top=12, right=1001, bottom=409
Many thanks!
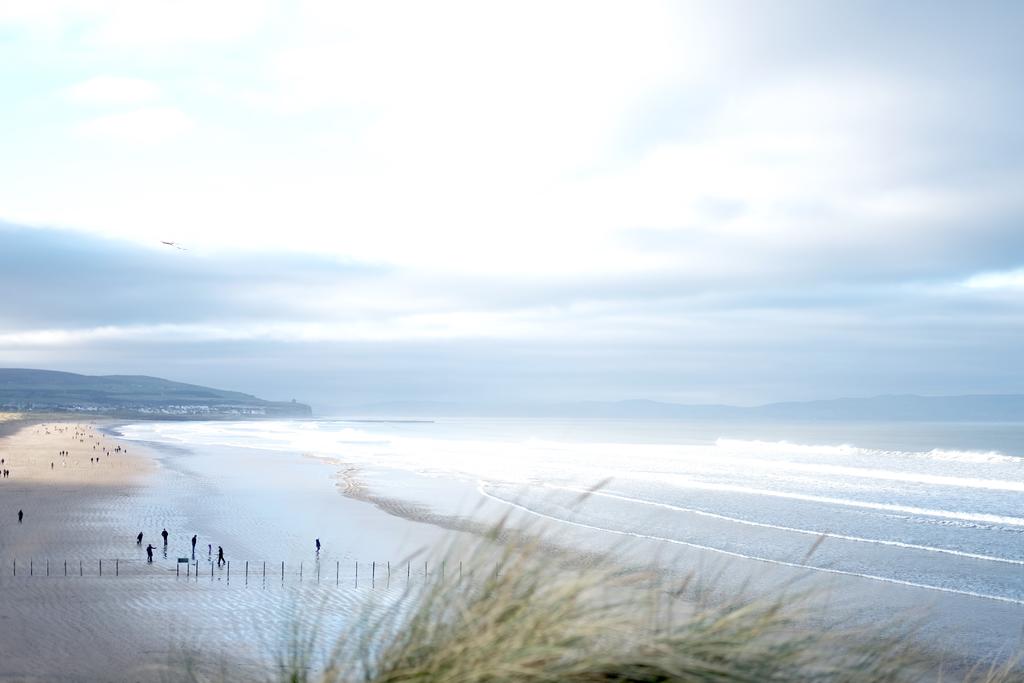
left=137, top=527, right=226, bottom=566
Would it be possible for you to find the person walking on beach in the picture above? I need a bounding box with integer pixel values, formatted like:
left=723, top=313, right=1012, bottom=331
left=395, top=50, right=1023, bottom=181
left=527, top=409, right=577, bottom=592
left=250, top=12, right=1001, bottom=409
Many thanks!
left=17, top=509, right=23, bottom=523
left=217, top=546, right=225, bottom=567
left=161, top=528, right=169, bottom=545
left=315, top=538, right=321, bottom=553
left=191, top=534, right=197, bottom=557
left=137, top=531, right=143, bottom=545
left=146, top=544, right=155, bottom=563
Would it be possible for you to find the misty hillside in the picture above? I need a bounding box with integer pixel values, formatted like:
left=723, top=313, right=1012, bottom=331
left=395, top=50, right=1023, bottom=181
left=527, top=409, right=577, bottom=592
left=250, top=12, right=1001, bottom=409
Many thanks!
left=0, top=369, right=311, bottom=418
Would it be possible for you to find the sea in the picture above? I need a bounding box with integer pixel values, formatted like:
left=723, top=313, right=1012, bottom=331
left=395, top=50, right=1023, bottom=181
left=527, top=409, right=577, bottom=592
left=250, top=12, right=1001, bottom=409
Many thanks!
left=116, top=417, right=1024, bottom=608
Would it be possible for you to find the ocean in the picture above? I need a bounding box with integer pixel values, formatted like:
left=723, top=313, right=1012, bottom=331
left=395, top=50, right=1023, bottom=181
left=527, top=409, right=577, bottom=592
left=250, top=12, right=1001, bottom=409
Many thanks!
left=116, top=417, right=1024, bottom=607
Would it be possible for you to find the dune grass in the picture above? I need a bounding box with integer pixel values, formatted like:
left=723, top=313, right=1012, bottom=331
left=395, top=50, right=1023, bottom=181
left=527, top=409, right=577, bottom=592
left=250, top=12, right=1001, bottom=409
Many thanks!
left=272, top=536, right=1022, bottom=682
left=172, top=520, right=1021, bottom=683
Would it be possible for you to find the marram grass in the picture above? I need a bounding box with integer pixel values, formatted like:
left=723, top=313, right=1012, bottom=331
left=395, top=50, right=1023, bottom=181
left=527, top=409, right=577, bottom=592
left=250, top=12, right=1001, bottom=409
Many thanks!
left=174, top=522, right=1022, bottom=683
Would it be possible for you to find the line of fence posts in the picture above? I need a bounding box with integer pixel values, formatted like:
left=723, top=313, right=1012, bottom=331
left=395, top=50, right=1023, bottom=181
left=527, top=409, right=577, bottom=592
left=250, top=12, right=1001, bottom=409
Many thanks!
left=6, top=557, right=476, bottom=585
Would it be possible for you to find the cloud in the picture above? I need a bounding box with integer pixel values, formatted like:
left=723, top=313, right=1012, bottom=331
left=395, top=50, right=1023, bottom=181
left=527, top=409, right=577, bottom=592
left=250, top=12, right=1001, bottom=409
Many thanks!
left=2, top=3, right=1024, bottom=405
left=75, top=107, right=193, bottom=143
left=65, top=76, right=161, bottom=105
left=964, top=269, right=1024, bottom=290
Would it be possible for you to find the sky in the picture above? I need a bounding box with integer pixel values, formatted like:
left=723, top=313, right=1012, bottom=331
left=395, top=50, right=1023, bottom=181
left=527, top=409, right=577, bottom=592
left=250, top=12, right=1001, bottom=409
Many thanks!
left=1, top=1, right=1023, bottom=412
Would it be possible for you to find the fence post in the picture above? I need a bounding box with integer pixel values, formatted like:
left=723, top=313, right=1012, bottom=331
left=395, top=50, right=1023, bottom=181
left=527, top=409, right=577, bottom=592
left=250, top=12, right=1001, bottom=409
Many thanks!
left=99, top=559, right=102, bottom=577
left=263, top=561, right=266, bottom=581
left=12, top=560, right=14, bottom=576
left=80, top=560, right=82, bottom=577
left=300, top=562, right=303, bottom=581
left=372, top=561, right=375, bottom=587
left=387, top=561, right=391, bottom=580
left=281, top=561, right=284, bottom=582
left=30, top=560, right=33, bottom=576
left=407, top=561, right=410, bottom=582
left=65, top=560, right=67, bottom=577
left=245, top=561, right=248, bottom=584
left=227, top=561, right=230, bottom=582
left=211, top=562, right=214, bottom=580
left=116, top=559, right=118, bottom=577
left=47, top=560, right=50, bottom=577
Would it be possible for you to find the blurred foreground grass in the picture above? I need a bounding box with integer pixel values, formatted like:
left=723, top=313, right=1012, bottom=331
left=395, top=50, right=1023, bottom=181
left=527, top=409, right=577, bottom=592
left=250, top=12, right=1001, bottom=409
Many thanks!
left=173, top=521, right=1021, bottom=683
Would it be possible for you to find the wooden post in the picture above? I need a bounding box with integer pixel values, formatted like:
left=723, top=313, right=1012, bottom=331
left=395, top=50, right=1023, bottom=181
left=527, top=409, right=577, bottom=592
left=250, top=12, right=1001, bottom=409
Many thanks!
left=300, top=562, right=303, bottom=581
left=177, top=562, right=180, bottom=577
left=187, top=562, right=190, bottom=577
left=263, top=561, right=266, bottom=580
left=30, top=560, right=33, bottom=576
left=281, top=561, right=284, bottom=582
left=387, top=561, right=391, bottom=579
left=47, top=560, right=50, bottom=577
left=372, top=561, right=375, bottom=587
left=245, top=561, right=248, bottom=584
left=227, top=561, right=230, bottom=582
left=116, top=559, right=118, bottom=577
left=80, top=560, right=82, bottom=577
left=211, top=561, right=214, bottom=579
left=407, top=561, right=410, bottom=582
left=424, top=560, right=427, bottom=578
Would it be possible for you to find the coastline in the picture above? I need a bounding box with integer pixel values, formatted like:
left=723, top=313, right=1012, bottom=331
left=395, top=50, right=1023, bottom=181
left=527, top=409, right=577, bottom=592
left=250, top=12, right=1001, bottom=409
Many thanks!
left=2, top=418, right=1021, bottom=680
left=0, top=421, right=458, bottom=681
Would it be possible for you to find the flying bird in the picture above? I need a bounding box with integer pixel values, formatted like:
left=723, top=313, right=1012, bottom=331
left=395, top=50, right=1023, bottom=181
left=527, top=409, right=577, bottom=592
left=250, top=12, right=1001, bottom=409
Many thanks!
left=161, top=241, right=188, bottom=251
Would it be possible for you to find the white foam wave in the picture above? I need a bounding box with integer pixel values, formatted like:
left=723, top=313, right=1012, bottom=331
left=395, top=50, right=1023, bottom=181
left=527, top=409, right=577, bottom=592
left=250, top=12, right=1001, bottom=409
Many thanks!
left=652, top=476, right=1024, bottom=527
left=537, top=484, right=1024, bottom=565
left=697, top=456, right=1024, bottom=492
left=715, top=438, right=1019, bottom=465
left=480, top=486, right=1024, bottom=607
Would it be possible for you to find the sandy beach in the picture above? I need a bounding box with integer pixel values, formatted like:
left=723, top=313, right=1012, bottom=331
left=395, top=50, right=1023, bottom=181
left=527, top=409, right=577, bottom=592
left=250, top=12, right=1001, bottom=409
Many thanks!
left=2, top=416, right=1022, bottom=681
left=0, top=421, right=455, bottom=682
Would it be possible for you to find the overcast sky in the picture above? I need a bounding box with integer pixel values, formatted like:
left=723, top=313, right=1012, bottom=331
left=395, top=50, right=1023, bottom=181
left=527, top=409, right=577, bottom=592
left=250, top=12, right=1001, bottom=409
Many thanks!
left=1, top=1, right=1023, bottom=411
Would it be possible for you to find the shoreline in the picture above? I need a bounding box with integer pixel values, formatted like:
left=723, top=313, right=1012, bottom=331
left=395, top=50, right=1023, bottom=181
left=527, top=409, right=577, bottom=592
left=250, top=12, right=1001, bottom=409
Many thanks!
left=1, top=418, right=1020, bottom=679
left=329, top=458, right=1024, bottom=676
left=0, top=421, right=457, bottom=681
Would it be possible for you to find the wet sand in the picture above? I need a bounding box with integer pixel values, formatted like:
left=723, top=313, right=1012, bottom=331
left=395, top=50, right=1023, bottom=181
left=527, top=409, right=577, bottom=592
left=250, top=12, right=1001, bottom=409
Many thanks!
left=0, top=423, right=453, bottom=681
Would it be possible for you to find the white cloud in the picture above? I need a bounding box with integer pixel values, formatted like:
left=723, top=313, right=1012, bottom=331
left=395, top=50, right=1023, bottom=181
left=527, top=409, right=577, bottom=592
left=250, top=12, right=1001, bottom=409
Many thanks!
left=963, top=269, right=1024, bottom=290
left=75, top=107, right=194, bottom=144
left=65, top=76, right=161, bottom=105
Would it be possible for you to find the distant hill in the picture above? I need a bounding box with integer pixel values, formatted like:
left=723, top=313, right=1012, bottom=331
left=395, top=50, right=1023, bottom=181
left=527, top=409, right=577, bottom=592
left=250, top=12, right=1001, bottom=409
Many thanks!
left=339, top=394, right=1024, bottom=422
left=0, top=369, right=312, bottom=419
